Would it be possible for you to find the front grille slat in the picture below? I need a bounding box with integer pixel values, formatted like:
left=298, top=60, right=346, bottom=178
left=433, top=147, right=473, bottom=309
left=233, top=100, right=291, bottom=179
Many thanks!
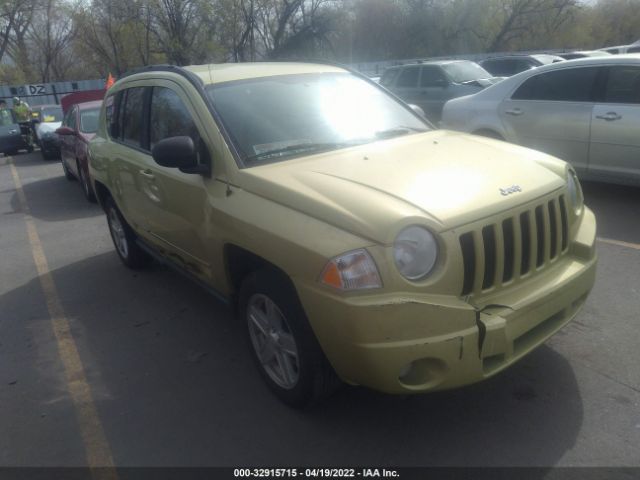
left=551, top=199, right=562, bottom=259
left=542, top=203, right=552, bottom=265
left=559, top=195, right=569, bottom=252
left=459, top=193, right=571, bottom=297
left=472, top=229, right=486, bottom=295
left=512, top=215, right=522, bottom=280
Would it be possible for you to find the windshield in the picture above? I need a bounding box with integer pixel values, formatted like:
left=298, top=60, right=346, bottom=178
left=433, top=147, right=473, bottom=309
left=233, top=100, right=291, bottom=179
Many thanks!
left=41, top=107, right=63, bottom=122
left=80, top=108, right=100, bottom=133
left=206, top=72, right=429, bottom=165
left=441, top=61, right=493, bottom=83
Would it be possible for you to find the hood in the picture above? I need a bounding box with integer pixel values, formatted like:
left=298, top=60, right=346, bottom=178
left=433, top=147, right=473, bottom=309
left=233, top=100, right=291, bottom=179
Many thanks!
left=37, top=121, right=61, bottom=135
left=461, top=77, right=505, bottom=88
left=239, top=130, right=566, bottom=244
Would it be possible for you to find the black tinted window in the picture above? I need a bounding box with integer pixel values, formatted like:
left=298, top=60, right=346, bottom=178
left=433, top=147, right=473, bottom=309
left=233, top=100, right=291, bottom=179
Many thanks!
left=121, top=87, right=145, bottom=147
left=512, top=67, right=599, bottom=102
left=604, top=66, right=640, bottom=104
left=420, top=66, right=447, bottom=87
left=149, top=87, right=199, bottom=149
left=482, top=59, right=508, bottom=76
left=380, top=69, right=400, bottom=87
left=396, top=67, right=419, bottom=88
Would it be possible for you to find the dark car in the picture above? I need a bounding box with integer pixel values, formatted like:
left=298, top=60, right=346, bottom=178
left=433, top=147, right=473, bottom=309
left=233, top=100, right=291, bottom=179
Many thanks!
left=0, top=109, right=34, bottom=156
left=380, top=60, right=504, bottom=122
left=32, top=104, right=64, bottom=160
left=558, top=50, right=612, bottom=60
left=480, top=54, right=565, bottom=77
left=56, top=100, right=102, bottom=202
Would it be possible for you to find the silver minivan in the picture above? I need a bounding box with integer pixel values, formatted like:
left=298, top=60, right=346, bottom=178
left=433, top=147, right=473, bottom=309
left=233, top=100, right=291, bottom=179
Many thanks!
left=442, top=55, right=640, bottom=187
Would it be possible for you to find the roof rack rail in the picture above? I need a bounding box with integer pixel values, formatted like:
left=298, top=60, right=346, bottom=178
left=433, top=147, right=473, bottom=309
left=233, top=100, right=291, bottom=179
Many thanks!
left=117, top=64, right=204, bottom=87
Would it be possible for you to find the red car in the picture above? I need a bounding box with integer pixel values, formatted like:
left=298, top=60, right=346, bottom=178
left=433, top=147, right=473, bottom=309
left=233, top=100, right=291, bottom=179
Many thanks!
left=56, top=100, right=102, bottom=203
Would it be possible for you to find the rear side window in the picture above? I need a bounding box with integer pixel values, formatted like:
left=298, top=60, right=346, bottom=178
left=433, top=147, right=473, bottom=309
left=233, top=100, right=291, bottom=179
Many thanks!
left=627, top=46, right=640, bottom=53
left=420, top=66, right=447, bottom=87
left=380, top=69, right=400, bottom=87
left=66, top=108, right=77, bottom=130
left=603, top=66, right=640, bottom=104
left=149, top=87, right=200, bottom=149
left=121, top=87, right=145, bottom=147
left=396, top=67, right=420, bottom=88
left=512, top=67, right=600, bottom=102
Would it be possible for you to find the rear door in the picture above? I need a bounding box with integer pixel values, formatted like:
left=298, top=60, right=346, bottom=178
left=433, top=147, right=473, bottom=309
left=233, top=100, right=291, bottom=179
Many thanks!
left=589, top=65, right=640, bottom=183
left=390, top=66, right=422, bottom=107
left=499, top=66, right=601, bottom=175
left=109, top=85, right=153, bottom=231
left=419, top=65, right=452, bottom=122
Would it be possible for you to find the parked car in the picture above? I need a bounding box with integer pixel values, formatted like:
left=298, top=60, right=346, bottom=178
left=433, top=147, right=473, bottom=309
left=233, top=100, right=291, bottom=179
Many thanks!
left=600, top=42, right=640, bottom=55
left=480, top=54, right=565, bottom=77
left=558, top=50, right=611, bottom=60
left=56, top=100, right=102, bottom=202
left=89, top=63, right=596, bottom=407
left=380, top=60, right=504, bottom=122
left=442, top=54, right=640, bottom=186
left=0, top=108, right=34, bottom=156
left=31, top=104, right=64, bottom=160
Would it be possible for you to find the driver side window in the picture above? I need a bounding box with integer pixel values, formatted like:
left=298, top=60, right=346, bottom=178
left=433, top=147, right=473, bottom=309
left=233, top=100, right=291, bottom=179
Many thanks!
left=149, top=87, right=200, bottom=150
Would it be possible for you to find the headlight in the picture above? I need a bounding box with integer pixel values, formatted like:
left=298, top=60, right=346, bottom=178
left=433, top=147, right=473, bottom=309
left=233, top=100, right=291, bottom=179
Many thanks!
left=320, top=249, right=382, bottom=291
left=394, top=226, right=438, bottom=280
left=566, top=170, right=583, bottom=213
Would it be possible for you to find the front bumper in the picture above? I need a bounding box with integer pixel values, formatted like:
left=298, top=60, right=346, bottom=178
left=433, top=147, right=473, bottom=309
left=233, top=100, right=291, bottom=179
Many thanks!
left=296, top=208, right=597, bottom=394
left=40, top=136, right=60, bottom=156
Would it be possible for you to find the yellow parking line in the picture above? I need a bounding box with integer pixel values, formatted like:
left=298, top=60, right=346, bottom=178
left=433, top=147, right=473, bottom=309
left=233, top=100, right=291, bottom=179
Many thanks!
left=597, top=237, right=640, bottom=251
left=9, top=161, right=117, bottom=477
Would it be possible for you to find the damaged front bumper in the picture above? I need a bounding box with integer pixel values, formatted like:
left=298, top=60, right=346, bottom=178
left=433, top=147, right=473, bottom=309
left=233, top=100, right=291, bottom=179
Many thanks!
left=296, top=209, right=597, bottom=394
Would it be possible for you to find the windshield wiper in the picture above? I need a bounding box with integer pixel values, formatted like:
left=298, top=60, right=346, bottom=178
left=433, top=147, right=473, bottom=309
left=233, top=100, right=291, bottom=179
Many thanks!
left=374, top=126, right=428, bottom=139
left=243, top=142, right=358, bottom=163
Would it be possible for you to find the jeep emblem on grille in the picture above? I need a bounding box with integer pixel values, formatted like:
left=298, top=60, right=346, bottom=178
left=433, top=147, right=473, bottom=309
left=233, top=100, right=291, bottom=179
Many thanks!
left=500, top=185, right=522, bottom=196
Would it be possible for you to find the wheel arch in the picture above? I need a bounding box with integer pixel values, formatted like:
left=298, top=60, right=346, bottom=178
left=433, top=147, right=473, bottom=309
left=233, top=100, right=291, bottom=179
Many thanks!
left=93, top=180, right=112, bottom=210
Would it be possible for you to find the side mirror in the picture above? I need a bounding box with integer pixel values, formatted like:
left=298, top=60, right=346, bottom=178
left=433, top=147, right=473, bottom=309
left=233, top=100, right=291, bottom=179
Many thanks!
left=409, top=104, right=426, bottom=117
left=55, top=126, right=75, bottom=136
left=151, top=136, right=210, bottom=176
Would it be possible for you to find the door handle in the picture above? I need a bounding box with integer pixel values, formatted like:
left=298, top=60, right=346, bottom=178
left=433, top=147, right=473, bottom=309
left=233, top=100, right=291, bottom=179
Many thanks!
left=595, top=112, right=621, bottom=121
left=139, top=169, right=155, bottom=179
left=505, top=108, right=523, bottom=116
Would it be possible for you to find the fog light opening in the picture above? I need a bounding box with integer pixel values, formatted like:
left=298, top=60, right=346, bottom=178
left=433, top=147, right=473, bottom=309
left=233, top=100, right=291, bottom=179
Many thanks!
left=398, top=358, right=448, bottom=388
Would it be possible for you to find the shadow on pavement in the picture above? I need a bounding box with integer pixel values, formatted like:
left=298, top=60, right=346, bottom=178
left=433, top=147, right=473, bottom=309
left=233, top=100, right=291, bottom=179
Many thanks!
left=0, top=251, right=584, bottom=468
left=581, top=181, right=640, bottom=245
left=7, top=172, right=102, bottom=222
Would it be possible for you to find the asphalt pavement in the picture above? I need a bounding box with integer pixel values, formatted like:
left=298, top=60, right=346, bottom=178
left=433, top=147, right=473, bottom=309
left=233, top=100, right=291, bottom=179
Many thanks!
left=1, top=151, right=639, bottom=468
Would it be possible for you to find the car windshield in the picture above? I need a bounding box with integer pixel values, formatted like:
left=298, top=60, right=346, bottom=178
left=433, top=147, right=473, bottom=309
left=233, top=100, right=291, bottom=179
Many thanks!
left=441, top=61, right=493, bottom=82
left=41, top=107, right=63, bottom=122
left=206, top=72, right=429, bottom=165
left=80, top=108, right=100, bottom=133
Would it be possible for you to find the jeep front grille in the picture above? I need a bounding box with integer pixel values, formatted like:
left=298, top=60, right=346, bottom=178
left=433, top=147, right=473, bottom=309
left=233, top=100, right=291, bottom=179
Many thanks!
left=459, top=194, right=569, bottom=296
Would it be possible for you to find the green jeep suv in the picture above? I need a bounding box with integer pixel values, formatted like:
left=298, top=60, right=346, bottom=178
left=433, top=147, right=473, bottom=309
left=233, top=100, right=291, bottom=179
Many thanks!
left=89, top=63, right=597, bottom=407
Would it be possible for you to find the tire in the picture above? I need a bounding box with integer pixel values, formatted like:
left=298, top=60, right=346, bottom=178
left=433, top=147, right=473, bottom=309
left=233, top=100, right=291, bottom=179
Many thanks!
left=78, top=161, right=97, bottom=203
left=104, top=196, right=151, bottom=269
left=239, top=270, right=340, bottom=408
left=62, top=159, right=75, bottom=180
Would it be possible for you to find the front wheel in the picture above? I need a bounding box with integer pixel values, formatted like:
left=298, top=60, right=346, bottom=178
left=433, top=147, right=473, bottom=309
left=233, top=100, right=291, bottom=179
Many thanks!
left=105, top=197, right=151, bottom=269
left=239, top=270, right=340, bottom=408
